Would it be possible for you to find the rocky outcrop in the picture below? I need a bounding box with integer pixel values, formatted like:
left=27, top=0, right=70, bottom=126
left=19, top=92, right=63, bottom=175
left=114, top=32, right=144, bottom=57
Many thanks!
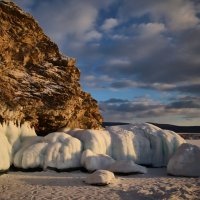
left=0, top=1, right=103, bottom=134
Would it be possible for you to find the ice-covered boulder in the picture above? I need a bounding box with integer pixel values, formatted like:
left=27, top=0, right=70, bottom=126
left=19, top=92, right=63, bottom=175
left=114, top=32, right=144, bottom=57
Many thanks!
left=63, top=129, right=111, bottom=155
left=44, top=132, right=82, bottom=170
left=109, top=160, right=147, bottom=174
left=0, top=132, right=11, bottom=171
left=0, top=122, right=36, bottom=156
left=167, top=143, right=200, bottom=177
left=106, top=123, right=185, bottom=167
left=84, top=170, right=115, bottom=186
left=13, top=136, right=44, bottom=169
left=81, top=149, right=115, bottom=172
left=13, top=132, right=83, bottom=170
left=1, top=122, right=185, bottom=171
left=0, top=122, right=36, bottom=170
left=107, top=126, right=137, bottom=162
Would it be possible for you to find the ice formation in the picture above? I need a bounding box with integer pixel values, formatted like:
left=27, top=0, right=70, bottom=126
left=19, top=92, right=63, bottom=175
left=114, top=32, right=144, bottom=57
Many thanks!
left=107, top=124, right=185, bottom=167
left=81, top=149, right=115, bottom=172
left=0, top=122, right=36, bottom=171
left=0, top=122, right=185, bottom=171
left=64, top=129, right=111, bottom=155
left=14, top=132, right=82, bottom=170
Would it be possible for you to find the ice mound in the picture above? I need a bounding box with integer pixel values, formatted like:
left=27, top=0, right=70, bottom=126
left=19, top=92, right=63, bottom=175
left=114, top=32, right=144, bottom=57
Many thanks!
left=107, top=123, right=185, bottom=167
left=64, top=129, right=111, bottom=155
left=13, top=132, right=82, bottom=170
left=0, top=122, right=185, bottom=171
left=0, top=122, right=36, bottom=171
left=81, top=149, right=115, bottom=172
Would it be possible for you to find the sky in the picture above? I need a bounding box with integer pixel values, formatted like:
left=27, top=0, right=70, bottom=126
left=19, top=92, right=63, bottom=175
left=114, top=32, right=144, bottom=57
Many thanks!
left=13, top=0, right=200, bottom=125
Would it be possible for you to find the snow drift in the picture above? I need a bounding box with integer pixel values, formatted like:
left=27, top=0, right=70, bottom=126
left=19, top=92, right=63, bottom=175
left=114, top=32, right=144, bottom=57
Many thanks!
left=0, top=122, right=185, bottom=171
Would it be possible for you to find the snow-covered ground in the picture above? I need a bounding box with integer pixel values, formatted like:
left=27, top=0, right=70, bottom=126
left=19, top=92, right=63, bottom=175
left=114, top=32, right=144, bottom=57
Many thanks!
left=0, top=168, right=199, bottom=200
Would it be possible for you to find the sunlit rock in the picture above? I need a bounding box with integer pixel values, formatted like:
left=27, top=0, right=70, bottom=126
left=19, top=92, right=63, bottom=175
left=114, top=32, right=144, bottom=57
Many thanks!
left=0, top=1, right=103, bottom=135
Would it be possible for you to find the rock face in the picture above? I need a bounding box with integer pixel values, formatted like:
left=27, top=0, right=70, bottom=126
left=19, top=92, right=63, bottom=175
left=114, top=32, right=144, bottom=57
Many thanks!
left=167, top=143, right=200, bottom=177
left=0, top=1, right=103, bottom=134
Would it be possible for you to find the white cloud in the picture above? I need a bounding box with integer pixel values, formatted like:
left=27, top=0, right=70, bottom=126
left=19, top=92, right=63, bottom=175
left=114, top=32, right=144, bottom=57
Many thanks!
left=34, top=2, right=98, bottom=44
left=83, top=30, right=102, bottom=41
left=153, top=0, right=199, bottom=31
left=101, top=18, right=119, bottom=31
left=119, top=0, right=199, bottom=31
left=137, top=23, right=166, bottom=37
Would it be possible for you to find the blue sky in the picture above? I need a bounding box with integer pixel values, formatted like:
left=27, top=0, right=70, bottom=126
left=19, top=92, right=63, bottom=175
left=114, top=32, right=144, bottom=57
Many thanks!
left=13, top=0, right=200, bottom=125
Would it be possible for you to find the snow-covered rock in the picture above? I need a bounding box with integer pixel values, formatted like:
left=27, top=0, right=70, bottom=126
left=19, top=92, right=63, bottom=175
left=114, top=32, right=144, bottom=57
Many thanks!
left=1, top=122, right=185, bottom=171
left=13, top=136, right=44, bottom=168
left=107, top=126, right=137, bottom=162
left=167, top=143, right=200, bottom=177
left=44, top=132, right=82, bottom=169
left=13, top=132, right=82, bottom=170
left=109, top=160, right=147, bottom=174
left=84, top=170, right=115, bottom=186
left=0, top=122, right=36, bottom=156
left=0, top=122, right=36, bottom=170
left=64, top=129, right=111, bottom=155
left=81, top=149, right=115, bottom=172
left=106, top=123, right=185, bottom=167
left=0, top=132, right=11, bottom=171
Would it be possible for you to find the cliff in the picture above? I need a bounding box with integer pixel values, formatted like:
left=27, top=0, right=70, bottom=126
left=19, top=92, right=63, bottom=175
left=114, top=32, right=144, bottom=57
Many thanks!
left=0, top=1, right=103, bottom=135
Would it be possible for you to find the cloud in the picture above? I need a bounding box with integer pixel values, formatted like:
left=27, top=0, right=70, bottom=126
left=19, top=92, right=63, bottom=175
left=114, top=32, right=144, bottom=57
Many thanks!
left=83, top=30, right=102, bottom=41
left=13, top=0, right=115, bottom=48
left=136, top=23, right=166, bottom=37
left=101, top=18, right=119, bottom=31
left=12, top=0, right=200, bottom=106
left=118, top=0, right=199, bottom=31
left=100, top=96, right=200, bottom=124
